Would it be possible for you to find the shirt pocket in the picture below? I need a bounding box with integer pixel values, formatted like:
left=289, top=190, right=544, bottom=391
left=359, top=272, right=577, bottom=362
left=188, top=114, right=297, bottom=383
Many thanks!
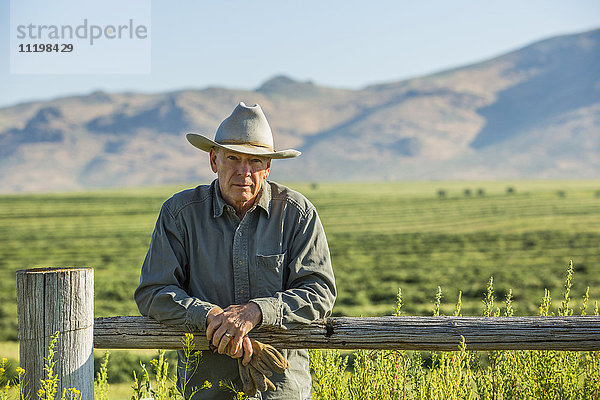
left=256, top=253, right=285, bottom=296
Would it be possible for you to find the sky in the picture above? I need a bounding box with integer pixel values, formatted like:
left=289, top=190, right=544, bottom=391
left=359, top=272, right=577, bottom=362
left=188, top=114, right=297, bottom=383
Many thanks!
left=1, top=0, right=599, bottom=108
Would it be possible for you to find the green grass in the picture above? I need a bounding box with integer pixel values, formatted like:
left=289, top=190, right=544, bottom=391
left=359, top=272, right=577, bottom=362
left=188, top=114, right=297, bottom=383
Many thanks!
left=0, top=180, right=599, bottom=341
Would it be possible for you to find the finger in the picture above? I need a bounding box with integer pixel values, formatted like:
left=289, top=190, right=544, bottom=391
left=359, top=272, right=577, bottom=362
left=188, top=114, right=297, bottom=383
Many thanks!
left=263, top=358, right=287, bottom=373
left=265, top=360, right=286, bottom=374
left=212, top=324, right=229, bottom=348
left=218, top=333, right=233, bottom=354
left=263, top=344, right=285, bottom=362
left=243, top=372, right=257, bottom=396
left=265, top=376, right=276, bottom=391
left=250, top=358, right=273, bottom=377
left=232, top=343, right=244, bottom=359
left=263, top=347, right=289, bottom=372
left=238, top=360, right=255, bottom=396
left=249, top=365, right=268, bottom=392
left=242, top=336, right=253, bottom=366
left=205, top=321, right=216, bottom=342
left=250, top=338, right=261, bottom=355
left=205, top=315, right=222, bottom=342
left=205, top=306, right=224, bottom=339
left=228, top=331, right=244, bottom=357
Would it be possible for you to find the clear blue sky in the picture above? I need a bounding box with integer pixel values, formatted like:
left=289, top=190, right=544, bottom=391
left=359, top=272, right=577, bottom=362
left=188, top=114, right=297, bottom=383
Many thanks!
left=1, top=0, right=599, bottom=108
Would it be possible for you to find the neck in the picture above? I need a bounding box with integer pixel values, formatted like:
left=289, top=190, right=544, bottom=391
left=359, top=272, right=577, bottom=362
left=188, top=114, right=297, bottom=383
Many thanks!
left=218, top=180, right=264, bottom=220
left=232, top=199, right=255, bottom=220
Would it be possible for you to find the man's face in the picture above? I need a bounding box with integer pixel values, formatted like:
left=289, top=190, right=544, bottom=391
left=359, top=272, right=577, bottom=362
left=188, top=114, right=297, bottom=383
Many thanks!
left=210, top=148, right=271, bottom=211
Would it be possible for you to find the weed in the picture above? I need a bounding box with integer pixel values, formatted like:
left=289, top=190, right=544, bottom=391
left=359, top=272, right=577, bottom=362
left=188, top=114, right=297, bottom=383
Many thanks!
left=94, top=351, right=109, bottom=400
left=128, top=334, right=212, bottom=400
left=37, top=332, right=59, bottom=400
left=1, top=358, right=10, bottom=400
left=309, top=262, right=600, bottom=399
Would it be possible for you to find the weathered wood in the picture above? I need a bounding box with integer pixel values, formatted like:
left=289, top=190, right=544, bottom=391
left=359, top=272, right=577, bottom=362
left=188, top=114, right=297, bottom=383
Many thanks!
left=17, top=268, right=94, bottom=400
left=94, top=315, right=600, bottom=351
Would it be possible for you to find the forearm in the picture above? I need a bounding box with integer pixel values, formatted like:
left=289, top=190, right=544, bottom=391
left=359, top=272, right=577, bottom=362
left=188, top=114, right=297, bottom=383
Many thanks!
left=251, top=279, right=336, bottom=329
left=135, top=283, right=218, bottom=331
left=135, top=203, right=220, bottom=331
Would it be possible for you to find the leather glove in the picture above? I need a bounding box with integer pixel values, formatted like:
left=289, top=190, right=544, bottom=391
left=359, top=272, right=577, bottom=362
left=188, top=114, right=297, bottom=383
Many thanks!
left=249, top=339, right=289, bottom=376
left=238, top=359, right=276, bottom=397
left=237, top=339, right=288, bottom=396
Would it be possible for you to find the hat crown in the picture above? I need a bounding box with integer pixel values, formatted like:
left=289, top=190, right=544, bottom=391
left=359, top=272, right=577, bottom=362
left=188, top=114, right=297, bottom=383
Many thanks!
left=215, top=102, right=274, bottom=149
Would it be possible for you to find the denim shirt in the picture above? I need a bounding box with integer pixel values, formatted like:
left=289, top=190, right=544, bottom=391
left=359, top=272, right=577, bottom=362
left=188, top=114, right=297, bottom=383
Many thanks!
left=134, top=179, right=336, bottom=399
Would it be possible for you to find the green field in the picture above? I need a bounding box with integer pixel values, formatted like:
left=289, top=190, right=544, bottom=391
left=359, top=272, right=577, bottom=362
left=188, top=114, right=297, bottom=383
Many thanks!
left=1, top=180, right=599, bottom=344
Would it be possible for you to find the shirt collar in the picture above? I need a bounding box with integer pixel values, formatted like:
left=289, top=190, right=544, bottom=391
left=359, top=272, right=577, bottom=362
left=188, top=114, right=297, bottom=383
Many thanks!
left=212, top=179, right=227, bottom=218
left=255, top=179, right=271, bottom=217
left=212, top=179, right=272, bottom=218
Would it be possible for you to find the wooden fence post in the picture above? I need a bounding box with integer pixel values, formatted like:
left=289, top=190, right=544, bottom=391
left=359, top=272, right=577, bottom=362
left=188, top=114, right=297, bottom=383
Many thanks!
left=16, top=267, right=94, bottom=400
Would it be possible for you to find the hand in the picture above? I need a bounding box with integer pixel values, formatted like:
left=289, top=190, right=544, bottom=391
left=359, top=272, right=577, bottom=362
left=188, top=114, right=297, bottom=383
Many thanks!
left=205, top=302, right=262, bottom=358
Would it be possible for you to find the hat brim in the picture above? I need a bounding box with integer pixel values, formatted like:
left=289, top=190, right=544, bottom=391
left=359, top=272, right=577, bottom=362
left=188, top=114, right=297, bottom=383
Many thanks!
left=186, top=133, right=301, bottom=159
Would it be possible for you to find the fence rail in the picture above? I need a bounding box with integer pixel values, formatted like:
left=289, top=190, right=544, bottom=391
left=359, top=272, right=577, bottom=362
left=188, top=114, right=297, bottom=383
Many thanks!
left=95, top=315, right=600, bottom=352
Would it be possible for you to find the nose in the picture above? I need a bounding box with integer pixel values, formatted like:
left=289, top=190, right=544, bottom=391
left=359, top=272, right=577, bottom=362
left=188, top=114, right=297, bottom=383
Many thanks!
left=237, top=160, right=252, bottom=175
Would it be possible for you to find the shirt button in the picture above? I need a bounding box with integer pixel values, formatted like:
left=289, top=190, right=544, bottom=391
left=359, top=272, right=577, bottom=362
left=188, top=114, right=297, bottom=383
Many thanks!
left=238, top=231, right=243, bottom=236
left=238, top=260, right=243, bottom=265
left=240, top=289, right=245, bottom=295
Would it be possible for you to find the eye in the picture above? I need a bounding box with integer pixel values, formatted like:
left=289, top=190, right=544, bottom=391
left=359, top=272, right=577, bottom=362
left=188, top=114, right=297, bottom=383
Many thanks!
left=251, top=158, right=263, bottom=163
left=227, top=155, right=238, bottom=161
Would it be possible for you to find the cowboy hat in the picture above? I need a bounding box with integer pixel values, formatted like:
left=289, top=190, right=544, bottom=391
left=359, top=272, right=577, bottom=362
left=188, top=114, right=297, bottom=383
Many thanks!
left=186, top=102, right=301, bottom=159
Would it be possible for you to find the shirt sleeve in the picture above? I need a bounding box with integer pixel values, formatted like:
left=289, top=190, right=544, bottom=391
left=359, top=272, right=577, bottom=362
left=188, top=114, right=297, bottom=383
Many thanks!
left=134, top=203, right=216, bottom=332
left=251, top=206, right=337, bottom=329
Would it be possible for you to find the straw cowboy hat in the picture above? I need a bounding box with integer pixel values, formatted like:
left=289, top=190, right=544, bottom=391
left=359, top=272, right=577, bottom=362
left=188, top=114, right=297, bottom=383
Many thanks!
left=186, top=102, right=301, bottom=159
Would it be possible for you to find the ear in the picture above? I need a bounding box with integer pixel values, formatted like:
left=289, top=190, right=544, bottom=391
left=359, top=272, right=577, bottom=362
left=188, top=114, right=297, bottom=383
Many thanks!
left=209, top=148, right=218, bottom=173
left=264, top=159, right=271, bottom=179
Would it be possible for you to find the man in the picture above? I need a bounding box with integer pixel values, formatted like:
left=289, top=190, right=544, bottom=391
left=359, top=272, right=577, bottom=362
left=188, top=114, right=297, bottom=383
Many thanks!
left=134, top=102, right=336, bottom=399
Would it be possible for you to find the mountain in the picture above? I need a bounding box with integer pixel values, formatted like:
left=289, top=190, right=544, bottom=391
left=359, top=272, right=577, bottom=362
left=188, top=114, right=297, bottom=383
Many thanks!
left=0, top=28, right=599, bottom=192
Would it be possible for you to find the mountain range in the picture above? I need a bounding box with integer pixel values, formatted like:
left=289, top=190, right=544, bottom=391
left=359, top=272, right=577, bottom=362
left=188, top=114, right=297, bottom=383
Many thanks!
left=1, top=28, right=599, bottom=192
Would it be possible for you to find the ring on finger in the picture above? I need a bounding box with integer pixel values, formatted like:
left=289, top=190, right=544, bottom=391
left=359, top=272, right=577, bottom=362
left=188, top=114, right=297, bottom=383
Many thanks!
left=224, top=332, right=233, bottom=338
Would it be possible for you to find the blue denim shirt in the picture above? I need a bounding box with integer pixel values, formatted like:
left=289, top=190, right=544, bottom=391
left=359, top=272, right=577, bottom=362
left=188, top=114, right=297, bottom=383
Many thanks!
left=135, top=179, right=336, bottom=399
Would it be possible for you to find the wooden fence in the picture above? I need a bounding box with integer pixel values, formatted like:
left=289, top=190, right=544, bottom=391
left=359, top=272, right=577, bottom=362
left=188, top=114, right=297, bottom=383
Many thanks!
left=16, top=268, right=600, bottom=400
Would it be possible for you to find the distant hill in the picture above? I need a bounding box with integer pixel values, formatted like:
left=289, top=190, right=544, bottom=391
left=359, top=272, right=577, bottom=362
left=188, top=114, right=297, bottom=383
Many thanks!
left=0, top=28, right=599, bottom=192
